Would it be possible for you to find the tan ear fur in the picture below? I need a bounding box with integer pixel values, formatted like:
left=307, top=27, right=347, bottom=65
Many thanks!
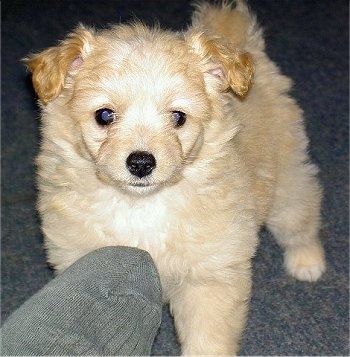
left=187, top=32, right=254, bottom=97
left=23, top=26, right=95, bottom=104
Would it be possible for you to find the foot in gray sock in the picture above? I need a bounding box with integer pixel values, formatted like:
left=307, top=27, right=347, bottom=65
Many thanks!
left=1, top=246, right=162, bottom=356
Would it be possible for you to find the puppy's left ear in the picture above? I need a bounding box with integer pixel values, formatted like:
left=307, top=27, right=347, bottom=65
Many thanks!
left=23, top=25, right=95, bottom=104
left=186, top=32, right=254, bottom=97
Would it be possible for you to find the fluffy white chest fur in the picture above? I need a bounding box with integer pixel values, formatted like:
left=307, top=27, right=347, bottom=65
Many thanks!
left=92, top=187, right=170, bottom=249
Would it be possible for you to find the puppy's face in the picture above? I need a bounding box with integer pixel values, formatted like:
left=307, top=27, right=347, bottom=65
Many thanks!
left=24, top=24, right=254, bottom=195
left=70, top=31, right=211, bottom=195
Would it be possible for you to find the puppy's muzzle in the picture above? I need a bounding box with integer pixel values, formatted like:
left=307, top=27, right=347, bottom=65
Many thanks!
left=126, top=151, right=156, bottom=178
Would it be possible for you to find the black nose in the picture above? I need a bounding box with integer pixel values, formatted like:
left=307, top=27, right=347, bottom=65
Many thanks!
left=126, top=151, right=156, bottom=178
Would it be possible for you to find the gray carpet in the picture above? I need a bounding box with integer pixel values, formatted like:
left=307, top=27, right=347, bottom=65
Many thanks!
left=2, top=0, right=349, bottom=355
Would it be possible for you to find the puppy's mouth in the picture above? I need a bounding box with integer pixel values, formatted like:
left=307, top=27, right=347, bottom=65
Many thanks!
left=96, top=167, right=163, bottom=194
left=126, top=179, right=161, bottom=195
left=96, top=158, right=181, bottom=195
left=128, top=181, right=154, bottom=188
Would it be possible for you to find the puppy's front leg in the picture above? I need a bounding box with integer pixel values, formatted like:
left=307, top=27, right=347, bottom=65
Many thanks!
left=170, top=276, right=251, bottom=355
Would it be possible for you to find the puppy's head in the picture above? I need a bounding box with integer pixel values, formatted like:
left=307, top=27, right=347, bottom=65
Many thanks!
left=24, top=24, right=253, bottom=195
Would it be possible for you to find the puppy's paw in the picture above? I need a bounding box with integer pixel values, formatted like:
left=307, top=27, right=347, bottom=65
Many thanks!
left=284, top=244, right=326, bottom=282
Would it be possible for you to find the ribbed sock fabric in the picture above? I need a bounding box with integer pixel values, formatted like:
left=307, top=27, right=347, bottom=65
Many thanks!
left=1, top=246, right=162, bottom=356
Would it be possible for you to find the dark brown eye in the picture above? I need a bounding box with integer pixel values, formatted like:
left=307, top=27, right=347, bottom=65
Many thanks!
left=95, top=108, right=115, bottom=126
left=172, top=111, right=186, bottom=127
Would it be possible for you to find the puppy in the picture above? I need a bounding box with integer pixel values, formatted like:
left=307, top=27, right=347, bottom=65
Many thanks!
left=24, top=1, right=325, bottom=355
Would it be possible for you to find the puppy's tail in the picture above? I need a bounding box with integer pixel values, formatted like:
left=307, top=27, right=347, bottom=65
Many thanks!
left=191, top=1, right=264, bottom=52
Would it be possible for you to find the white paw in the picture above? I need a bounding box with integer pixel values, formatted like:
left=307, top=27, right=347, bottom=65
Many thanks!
left=284, top=244, right=326, bottom=282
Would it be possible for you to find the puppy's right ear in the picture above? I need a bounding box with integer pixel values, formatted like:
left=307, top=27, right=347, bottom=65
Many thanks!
left=22, top=26, right=95, bottom=104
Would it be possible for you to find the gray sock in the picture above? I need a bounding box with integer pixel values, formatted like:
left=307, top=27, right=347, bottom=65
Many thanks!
left=1, top=246, right=162, bottom=356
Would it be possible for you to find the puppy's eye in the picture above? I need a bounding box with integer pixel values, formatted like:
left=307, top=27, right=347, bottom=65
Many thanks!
left=95, top=108, right=115, bottom=126
left=172, top=111, right=186, bottom=127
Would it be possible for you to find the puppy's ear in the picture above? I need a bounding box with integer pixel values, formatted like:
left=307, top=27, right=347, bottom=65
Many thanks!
left=186, top=32, right=254, bottom=97
left=23, top=26, right=95, bottom=104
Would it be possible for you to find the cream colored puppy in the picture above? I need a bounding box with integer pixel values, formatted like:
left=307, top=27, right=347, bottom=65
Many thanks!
left=24, top=1, right=325, bottom=355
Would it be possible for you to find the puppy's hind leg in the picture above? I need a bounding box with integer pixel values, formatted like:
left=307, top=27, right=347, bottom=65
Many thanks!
left=267, top=161, right=326, bottom=282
